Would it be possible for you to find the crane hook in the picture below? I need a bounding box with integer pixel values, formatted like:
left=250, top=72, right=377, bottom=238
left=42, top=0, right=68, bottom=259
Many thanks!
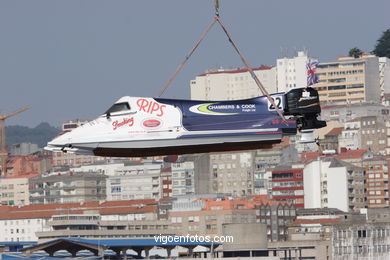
left=214, top=0, right=220, bottom=16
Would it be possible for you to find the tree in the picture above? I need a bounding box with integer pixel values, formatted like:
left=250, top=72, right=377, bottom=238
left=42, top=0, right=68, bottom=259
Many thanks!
left=348, top=47, right=363, bottom=58
left=373, top=29, right=390, bottom=58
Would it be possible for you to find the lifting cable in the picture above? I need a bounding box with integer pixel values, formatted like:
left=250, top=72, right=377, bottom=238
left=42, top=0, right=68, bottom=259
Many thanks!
left=157, top=0, right=286, bottom=122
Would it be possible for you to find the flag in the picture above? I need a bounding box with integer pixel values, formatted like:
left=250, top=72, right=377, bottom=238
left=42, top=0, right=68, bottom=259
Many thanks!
left=306, top=61, right=319, bottom=87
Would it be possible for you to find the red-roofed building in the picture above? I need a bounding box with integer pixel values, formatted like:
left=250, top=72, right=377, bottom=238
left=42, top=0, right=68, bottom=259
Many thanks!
left=300, top=151, right=321, bottom=163
left=190, top=65, right=277, bottom=100
left=335, top=149, right=367, bottom=166
left=6, top=155, right=42, bottom=177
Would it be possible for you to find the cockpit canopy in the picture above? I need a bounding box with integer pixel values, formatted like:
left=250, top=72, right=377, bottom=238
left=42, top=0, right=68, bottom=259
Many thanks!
left=104, top=102, right=131, bottom=116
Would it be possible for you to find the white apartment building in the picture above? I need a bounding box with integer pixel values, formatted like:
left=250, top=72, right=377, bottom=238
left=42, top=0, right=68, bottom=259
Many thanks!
left=107, top=163, right=162, bottom=201
left=277, top=51, right=316, bottom=92
left=303, top=158, right=349, bottom=212
left=190, top=66, right=277, bottom=100
left=0, top=217, right=48, bottom=242
left=171, top=161, right=195, bottom=196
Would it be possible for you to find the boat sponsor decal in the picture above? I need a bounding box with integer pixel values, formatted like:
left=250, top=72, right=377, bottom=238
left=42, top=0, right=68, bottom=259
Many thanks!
left=189, top=103, right=257, bottom=115
left=142, top=118, right=162, bottom=129
left=136, top=99, right=166, bottom=117
left=112, top=117, right=134, bottom=130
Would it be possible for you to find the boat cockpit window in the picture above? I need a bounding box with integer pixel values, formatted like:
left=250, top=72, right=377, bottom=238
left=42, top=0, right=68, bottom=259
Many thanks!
left=105, top=102, right=131, bottom=115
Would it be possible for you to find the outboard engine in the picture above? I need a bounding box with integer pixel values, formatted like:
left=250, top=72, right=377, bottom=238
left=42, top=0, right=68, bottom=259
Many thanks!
left=284, top=87, right=327, bottom=131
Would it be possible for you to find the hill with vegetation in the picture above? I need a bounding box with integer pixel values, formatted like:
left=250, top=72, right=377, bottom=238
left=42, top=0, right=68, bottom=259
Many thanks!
left=5, top=122, right=60, bottom=148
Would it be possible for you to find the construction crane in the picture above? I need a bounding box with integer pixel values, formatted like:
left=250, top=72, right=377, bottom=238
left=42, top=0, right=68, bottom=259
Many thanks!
left=0, top=106, right=31, bottom=176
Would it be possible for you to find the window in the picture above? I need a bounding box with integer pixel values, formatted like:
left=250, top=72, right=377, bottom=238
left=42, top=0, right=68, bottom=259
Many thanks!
left=105, top=102, right=131, bottom=115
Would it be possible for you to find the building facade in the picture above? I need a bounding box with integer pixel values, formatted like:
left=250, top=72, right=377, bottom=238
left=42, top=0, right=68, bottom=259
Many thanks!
left=190, top=66, right=277, bottom=100
left=107, top=163, right=162, bottom=201
left=272, top=164, right=304, bottom=208
left=209, top=151, right=255, bottom=196
left=29, top=172, right=107, bottom=204
left=304, top=158, right=349, bottom=212
left=276, top=51, right=315, bottom=92
left=314, top=55, right=381, bottom=105
left=0, top=174, right=37, bottom=206
left=363, top=153, right=389, bottom=208
left=171, top=161, right=195, bottom=196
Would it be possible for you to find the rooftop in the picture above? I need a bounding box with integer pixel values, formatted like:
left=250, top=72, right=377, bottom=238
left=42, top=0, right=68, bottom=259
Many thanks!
left=197, top=65, right=273, bottom=77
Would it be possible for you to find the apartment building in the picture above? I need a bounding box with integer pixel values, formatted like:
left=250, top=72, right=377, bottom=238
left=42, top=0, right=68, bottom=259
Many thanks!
left=107, top=163, right=162, bottom=201
left=271, top=164, right=304, bottom=208
left=0, top=174, right=38, bottom=206
left=161, top=167, right=172, bottom=198
left=209, top=151, right=255, bottom=196
left=359, top=116, right=388, bottom=154
left=333, top=222, right=390, bottom=259
left=304, top=157, right=367, bottom=212
left=190, top=66, right=276, bottom=100
left=304, top=158, right=349, bottom=212
left=276, top=51, right=316, bottom=92
left=29, top=172, right=107, bottom=204
left=253, top=147, right=283, bottom=196
left=363, top=153, right=389, bottom=208
left=314, top=55, right=380, bottom=104
left=171, top=161, right=195, bottom=196
left=254, top=199, right=296, bottom=242
left=339, top=121, right=361, bottom=151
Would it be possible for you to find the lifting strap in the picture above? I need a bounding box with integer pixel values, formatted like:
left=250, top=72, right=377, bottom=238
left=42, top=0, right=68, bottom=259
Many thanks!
left=157, top=2, right=286, bottom=122
left=157, top=19, right=217, bottom=97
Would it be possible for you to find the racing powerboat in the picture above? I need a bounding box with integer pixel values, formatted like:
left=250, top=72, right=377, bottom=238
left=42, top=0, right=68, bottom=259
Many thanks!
left=45, top=87, right=326, bottom=157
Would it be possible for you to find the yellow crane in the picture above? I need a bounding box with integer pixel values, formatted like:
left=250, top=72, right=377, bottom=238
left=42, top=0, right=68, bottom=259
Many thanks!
left=0, top=106, right=31, bottom=176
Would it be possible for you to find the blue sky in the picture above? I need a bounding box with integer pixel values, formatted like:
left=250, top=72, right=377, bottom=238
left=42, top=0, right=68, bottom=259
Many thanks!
left=1, top=0, right=389, bottom=127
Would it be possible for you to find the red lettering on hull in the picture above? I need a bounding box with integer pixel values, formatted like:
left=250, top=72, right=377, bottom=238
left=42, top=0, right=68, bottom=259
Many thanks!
left=136, top=99, right=166, bottom=117
left=112, top=118, right=134, bottom=130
